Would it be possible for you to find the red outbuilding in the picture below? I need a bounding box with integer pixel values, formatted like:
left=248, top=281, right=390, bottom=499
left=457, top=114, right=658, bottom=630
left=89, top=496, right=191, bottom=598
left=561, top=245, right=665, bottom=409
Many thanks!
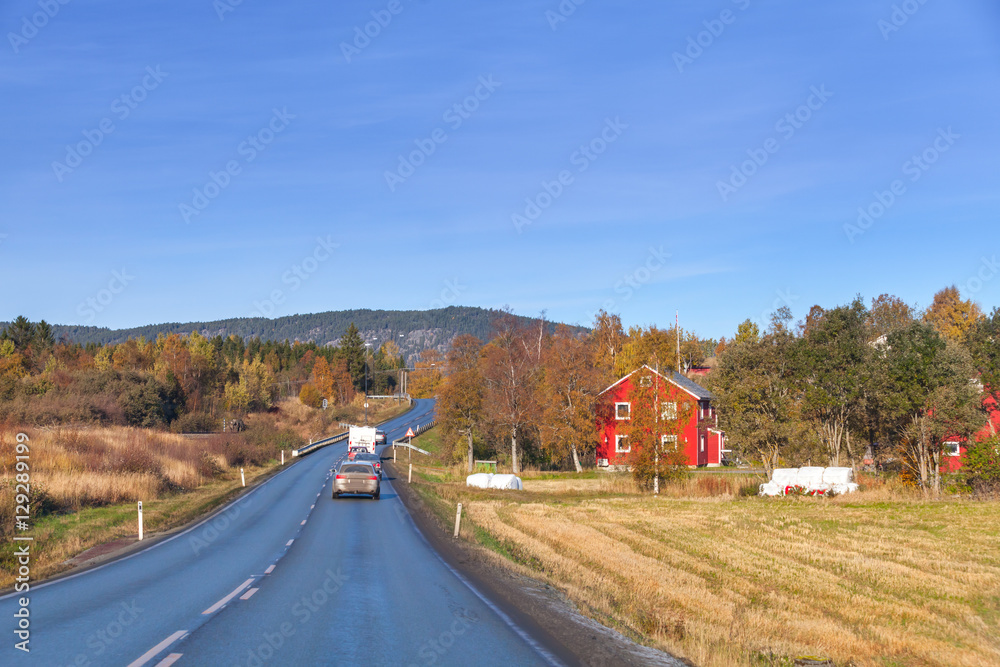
left=943, top=396, right=1000, bottom=473
left=595, top=365, right=726, bottom=469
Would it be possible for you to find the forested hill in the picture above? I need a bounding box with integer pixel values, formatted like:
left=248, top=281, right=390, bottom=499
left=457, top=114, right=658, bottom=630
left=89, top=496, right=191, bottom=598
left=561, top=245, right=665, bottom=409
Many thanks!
left=30, top=307, right=587, bottom=360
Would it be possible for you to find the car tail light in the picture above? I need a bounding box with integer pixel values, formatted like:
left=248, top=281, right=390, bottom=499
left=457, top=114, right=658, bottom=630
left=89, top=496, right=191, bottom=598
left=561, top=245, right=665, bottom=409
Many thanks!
left=368, top=476, right=378, bottom=481
left=336, top=474, right=344, bottom=479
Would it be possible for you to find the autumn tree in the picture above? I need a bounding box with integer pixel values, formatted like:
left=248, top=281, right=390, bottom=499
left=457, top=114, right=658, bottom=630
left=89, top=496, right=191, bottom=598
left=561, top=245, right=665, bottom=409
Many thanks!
left=298, top=383, right=322, bottom=408
left=867, top=293, right=914, bottom=338
left=439, top=335, right=484, bottom=472
left=481, top=311, right=541, bottom=474
left=330, top=357, right=355, bottom=404
left=923, top=285, right=982, bottom=343
left=733, top=319, right=760, bottom=345
left=408, top=349, right=443, bottom=398
left=537, top=325, right=601, bottom=472
left=224, top=358, right=276, bottom=414
left=619, top=367, right=693, bottom=490
left=591, top=310, right=626, bottom=384
left=310, top=357, right=335, bottom=402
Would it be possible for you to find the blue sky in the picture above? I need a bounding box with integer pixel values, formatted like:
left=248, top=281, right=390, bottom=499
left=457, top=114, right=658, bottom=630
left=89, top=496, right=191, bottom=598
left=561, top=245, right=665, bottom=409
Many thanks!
left=2, top=0, right=999, bottom=340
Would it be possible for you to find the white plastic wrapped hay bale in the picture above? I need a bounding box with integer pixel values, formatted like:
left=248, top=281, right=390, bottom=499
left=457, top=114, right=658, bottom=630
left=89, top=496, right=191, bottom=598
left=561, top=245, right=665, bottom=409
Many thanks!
left=771, top=468, right=800, bottom=487
left=487, top=474, right=523, bottom=490
left=760, top=468, right=799, bottom=496
left=822, top=467, right=853, bottom=486
left=466, top=473, right=494, bottom=489
left=797, top=466, right=828, bottom=492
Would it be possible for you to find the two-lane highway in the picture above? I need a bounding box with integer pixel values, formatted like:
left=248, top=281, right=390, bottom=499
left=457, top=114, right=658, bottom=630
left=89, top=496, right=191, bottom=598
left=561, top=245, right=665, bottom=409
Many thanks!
left=1, top=399, right=557, bottom=666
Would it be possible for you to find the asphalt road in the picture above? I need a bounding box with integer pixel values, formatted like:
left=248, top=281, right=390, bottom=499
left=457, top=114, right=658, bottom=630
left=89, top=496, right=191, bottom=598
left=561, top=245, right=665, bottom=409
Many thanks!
left=1, top=399, right=558, bottom=666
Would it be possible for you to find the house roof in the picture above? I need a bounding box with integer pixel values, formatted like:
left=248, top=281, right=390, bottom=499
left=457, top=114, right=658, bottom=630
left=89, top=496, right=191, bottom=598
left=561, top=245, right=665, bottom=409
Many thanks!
left=600, top=364, right=714, bottom=401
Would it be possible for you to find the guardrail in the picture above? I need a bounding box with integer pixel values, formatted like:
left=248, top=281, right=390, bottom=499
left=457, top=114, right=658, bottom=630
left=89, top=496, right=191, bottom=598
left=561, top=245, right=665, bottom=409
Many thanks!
left=292, top=431, right=348, bottom=457
left=390, top=419, right=436, bottom=455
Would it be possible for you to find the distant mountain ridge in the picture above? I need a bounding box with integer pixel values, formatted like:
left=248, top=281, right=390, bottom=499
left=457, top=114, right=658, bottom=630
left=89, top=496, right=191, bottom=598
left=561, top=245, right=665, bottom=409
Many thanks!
left=14, top=307, right=587, bottom=361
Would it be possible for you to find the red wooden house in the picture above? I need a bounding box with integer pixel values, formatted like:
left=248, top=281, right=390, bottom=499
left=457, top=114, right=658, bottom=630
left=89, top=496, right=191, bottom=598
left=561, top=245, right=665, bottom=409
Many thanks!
left=942, top=397, right=1000, bottom=473
left=595, top=365, right=726, bottom=468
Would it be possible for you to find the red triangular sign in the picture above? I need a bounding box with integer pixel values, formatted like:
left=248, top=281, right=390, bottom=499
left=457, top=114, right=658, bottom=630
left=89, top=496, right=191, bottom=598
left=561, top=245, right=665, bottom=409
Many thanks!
left=405, top=428, right=415, bottom=438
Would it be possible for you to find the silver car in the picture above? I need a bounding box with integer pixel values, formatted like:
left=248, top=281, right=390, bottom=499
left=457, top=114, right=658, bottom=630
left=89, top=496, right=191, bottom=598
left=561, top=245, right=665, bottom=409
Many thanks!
left=333, top=461, right=380, bottom=500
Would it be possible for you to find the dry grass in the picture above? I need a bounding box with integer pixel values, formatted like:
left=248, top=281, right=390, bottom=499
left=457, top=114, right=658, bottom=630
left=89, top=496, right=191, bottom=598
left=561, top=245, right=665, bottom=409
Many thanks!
left=456, top=494, right=1000, bottom=667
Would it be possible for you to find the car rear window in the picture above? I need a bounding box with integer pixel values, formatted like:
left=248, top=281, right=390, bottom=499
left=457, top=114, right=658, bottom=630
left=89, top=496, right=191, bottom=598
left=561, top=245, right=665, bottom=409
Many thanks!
left=340, top=464, right=373, bottom=474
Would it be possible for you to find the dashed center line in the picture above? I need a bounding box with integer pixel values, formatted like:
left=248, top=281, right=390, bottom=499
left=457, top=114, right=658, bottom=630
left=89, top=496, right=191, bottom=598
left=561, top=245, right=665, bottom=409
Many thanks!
left=300, top=520, right=307, bottom=525
left=202, top=578, right=255, bottom=615
left=265, top=564, right=275, bottom=574
left=155, top=654, right=183, bottom=667
left=127, top=630, right=187, bottom=667
left=286, top=539, right=294, bottom=546
left=240, top=587, right=259, bottom=601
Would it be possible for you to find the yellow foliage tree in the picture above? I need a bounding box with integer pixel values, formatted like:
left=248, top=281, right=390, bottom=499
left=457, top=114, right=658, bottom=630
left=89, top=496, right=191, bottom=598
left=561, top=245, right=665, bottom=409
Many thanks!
left=923, top=286, right=982, bottom=343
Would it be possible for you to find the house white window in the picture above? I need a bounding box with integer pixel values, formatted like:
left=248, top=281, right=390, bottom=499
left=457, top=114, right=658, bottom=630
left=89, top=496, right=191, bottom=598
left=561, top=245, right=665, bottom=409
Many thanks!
left=700, top=435, right=706, bottom=452
left=661, top=435, right=678, bottom=451
left=615, top=434, right=630, bottom=453
left=615, top=402, right=630, bottom=420
left=661, top=401, right=677, bottom=420
left=943, top=441, right=961, bottom=457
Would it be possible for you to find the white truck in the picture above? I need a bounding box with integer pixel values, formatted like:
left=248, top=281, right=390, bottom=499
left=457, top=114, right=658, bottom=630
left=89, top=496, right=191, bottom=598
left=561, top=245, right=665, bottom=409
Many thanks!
left=348, top=425, right=377, bottom=454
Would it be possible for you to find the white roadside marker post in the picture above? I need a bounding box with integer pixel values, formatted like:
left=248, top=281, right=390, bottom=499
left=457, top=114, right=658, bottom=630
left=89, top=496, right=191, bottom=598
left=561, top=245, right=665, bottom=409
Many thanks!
left=241, top=468, right=246, bottom=487
left=138, top=501, right=143, bottom=541
left=281, top=450, right=285, bottom=465
left=408, top=463, right=412, bottom=484
left=454, top=503, right=463, bottom=538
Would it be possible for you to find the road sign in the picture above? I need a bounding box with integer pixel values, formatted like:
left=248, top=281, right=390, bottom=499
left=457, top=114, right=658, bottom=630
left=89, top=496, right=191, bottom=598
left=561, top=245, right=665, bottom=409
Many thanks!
left=364, top=402, right=369, bottom=409
left=322, top=398, right=328, bottom=409
left=405, top=427, right=415, bottom=438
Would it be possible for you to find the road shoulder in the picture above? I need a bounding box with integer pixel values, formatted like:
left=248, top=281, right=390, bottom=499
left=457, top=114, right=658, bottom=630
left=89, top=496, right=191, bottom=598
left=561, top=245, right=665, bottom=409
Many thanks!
left=385, top=459, right=689, bottom=667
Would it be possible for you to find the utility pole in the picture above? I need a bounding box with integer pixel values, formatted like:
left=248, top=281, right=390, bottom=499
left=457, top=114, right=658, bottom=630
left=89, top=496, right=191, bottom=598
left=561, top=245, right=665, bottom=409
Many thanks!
left=676, top=310, right=681, bottom=374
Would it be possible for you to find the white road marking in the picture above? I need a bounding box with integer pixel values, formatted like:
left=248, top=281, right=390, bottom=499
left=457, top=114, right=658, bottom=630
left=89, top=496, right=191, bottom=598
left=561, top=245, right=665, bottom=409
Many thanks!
left=310, top=504, right=315, bottom=509
left=127, top=630, right=187, bottom=667
left=240, top=587, right=259, bottom=600
left=300, top=520, right=307, bottom=525
left=202, top=578, right=255, bottom=615
left=155, top=654, right=183, bottom=666
left=265, top=564, right=275, bottom=574
left=286, top=539, right=294, bottom=546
